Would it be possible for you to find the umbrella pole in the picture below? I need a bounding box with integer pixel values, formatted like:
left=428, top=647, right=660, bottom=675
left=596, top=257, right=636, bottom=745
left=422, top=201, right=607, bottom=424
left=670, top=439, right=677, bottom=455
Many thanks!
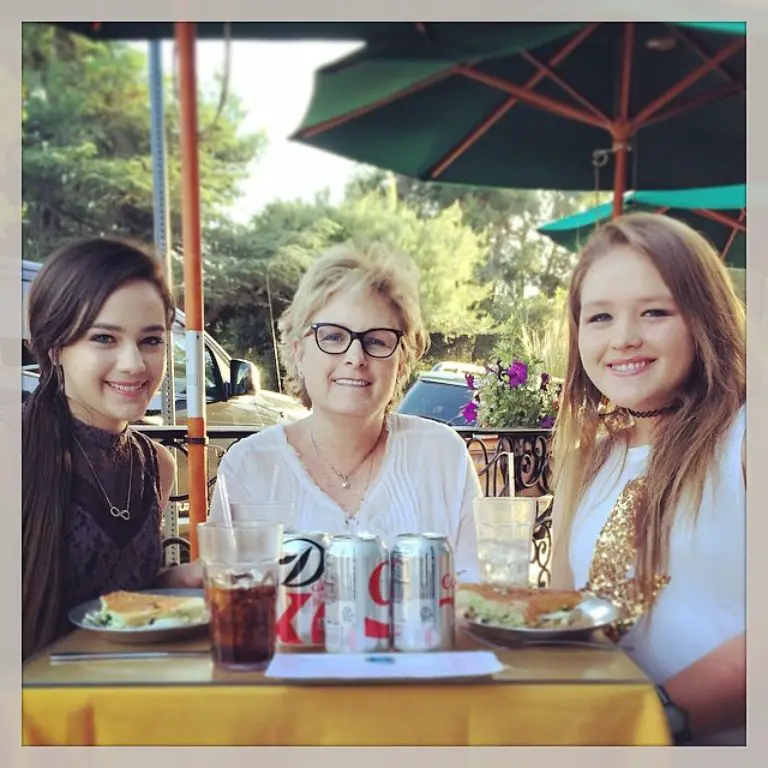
left=612, top=138, right=629, bottom=218
left=612, top=23, right=635, bottom=219
left=175, top=21, right=208, bottom=559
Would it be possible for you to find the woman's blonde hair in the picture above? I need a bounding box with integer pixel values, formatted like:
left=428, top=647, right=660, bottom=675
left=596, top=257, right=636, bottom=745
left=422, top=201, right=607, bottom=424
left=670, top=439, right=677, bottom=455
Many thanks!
left=551, top=212, right=745, bottom=599
left=278, top=242, right=430, bottom=409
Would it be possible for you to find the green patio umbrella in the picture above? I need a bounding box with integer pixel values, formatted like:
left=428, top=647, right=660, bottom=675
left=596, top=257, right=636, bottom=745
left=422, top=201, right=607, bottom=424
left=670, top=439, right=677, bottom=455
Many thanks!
left=290, top=22, right=745, bottom=216
left=51, top=20, right=746, bottom=43
left=49, top=21, right=425, bottom=42
left=537, top=184, right=746, bottom=268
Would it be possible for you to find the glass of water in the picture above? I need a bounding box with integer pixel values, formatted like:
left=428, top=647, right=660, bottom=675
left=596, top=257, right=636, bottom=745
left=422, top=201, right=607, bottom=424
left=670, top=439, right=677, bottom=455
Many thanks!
left=473, top=497, right=538, bottom=587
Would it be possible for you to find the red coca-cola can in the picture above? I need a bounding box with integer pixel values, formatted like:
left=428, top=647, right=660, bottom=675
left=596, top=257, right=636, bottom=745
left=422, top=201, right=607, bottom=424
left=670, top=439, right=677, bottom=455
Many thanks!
left=323, top=533, right=390, bottom=653
left=276, top=531, right=330, bottom=648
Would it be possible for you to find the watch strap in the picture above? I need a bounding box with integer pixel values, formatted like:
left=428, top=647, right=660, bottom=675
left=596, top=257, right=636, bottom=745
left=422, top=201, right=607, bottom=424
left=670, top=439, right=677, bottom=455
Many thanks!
left=657, top=684, right=694, bottom=745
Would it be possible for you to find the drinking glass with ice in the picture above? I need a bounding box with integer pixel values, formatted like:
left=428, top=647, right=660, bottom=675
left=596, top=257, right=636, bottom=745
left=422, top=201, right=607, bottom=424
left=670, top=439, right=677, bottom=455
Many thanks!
left=472, top=497, right=537, bottom=587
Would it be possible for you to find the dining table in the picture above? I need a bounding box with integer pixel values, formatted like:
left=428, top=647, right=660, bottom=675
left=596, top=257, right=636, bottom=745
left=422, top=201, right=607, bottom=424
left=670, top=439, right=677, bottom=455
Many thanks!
left=22, top=622, right=671, bottom=746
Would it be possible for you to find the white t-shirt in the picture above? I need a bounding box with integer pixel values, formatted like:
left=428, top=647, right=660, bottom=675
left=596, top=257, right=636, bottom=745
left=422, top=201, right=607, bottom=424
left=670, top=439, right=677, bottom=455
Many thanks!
left=569, top=406, right=746, bottom=745
left=209, top=413, right=483, bottom=577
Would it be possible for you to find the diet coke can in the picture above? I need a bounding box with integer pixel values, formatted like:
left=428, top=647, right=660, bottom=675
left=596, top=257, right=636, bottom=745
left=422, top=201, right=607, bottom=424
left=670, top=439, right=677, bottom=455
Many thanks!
left=391, top=533, right=456, bottom=651
left=276, top=531, right=330, bottom=648
left=323, top=533, right=391, bottom=653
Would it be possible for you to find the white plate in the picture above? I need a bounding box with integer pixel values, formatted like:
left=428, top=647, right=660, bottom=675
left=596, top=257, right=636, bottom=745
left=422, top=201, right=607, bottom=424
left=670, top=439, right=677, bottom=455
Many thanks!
left=68, top=588, right=209, bottom=645
left=465, top=594, right=621, bottom=644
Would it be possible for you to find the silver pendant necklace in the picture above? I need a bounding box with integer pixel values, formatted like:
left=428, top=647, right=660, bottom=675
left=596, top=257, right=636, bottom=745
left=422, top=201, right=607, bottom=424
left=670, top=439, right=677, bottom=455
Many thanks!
left=73, top=434, right=133, bottom=521
left=343, top=457, right=376, bottom=530
left=309, top=422, right=385, bottom=490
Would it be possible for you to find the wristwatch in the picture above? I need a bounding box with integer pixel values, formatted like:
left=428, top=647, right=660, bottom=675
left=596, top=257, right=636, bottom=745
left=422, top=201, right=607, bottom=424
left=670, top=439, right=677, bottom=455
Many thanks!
left=657, top=685, right=694, bottom=745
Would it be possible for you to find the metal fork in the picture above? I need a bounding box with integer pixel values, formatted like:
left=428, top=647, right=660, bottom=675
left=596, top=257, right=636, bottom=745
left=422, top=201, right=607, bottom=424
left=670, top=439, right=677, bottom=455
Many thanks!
left=467, top=631, right=633, bottom=653
left=49, top=650, right=211, bottom=663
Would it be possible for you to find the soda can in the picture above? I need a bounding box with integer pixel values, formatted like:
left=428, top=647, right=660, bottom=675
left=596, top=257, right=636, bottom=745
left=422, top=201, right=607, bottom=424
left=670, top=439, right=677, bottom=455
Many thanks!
left=391, top=533, right=456, bottom=651
left=323, top=533, right=390, bottom=653
left=276, top=531, right=330, bottom=648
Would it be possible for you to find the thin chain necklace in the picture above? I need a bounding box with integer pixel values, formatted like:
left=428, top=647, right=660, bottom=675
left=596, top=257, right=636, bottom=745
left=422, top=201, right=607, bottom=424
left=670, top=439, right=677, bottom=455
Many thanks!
left=72, top=434, right=133, bottom=521
left=343, top=453, right=378, bottom=529
left=310, top=421, right=386, bottom=490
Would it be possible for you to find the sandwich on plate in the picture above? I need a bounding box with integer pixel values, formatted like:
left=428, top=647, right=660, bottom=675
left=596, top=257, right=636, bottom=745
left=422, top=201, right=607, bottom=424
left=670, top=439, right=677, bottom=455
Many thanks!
left=85, top=590, right=208, bottom=630
left=456, top=583, right=586, bottom=629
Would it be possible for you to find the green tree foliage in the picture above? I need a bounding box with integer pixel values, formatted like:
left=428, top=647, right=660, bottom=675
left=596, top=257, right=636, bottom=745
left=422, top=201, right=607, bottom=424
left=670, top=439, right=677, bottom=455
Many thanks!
left=201, top=197, right=341, bottom=373
left=22, top=22, right=266, bottom=261
left=201, top=190, right=493, bottom=387
left=345, top=168, right=593, bottom=313
left=343, top=168, right=596, bottom=374
left=330, top=192, right=492, bottom=337
left=21, top=24, right=581, bottom=395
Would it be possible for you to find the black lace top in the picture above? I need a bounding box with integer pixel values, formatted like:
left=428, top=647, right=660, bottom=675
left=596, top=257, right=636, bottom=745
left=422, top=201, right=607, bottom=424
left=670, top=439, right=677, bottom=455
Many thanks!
left=66, top=418, right=164, bottom=615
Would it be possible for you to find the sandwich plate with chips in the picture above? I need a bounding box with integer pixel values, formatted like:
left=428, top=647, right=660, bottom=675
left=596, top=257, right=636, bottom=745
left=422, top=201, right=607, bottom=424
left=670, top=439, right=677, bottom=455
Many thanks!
left=68, top=588, right=210, bottom=644
left=456, top=583, right=620, bottom=644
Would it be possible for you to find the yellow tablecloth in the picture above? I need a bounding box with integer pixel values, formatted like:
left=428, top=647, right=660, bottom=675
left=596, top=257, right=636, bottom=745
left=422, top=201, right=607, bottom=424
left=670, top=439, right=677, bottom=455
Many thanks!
left=22, top=629, right=671, bottom=746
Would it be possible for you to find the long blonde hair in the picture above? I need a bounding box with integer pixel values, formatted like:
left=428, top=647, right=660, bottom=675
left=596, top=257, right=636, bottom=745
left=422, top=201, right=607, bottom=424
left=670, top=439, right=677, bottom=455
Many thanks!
left=551, top=213, right=745, bottom=600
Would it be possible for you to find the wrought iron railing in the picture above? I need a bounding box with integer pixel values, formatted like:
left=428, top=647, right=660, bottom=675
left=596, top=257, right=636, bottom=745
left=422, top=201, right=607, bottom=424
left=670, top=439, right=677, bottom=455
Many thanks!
left=138, top=424, right=554, bottom=586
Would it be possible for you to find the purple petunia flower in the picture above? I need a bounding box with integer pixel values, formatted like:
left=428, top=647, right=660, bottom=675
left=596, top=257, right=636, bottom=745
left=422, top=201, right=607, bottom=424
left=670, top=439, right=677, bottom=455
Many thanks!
left=461, top=401, right=479, bottom=423
left=507, top=360, right=528, bottom=389
left=540, top=372, right=550, bottom=391
left=465, top=373, right=475, bottom=390
left=539, top=415, right=555, bottom=429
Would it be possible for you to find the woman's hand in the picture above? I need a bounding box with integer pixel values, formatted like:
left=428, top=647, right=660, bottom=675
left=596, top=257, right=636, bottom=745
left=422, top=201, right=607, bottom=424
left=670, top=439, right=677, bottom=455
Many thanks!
left=157, top=560, right=203, bottom=589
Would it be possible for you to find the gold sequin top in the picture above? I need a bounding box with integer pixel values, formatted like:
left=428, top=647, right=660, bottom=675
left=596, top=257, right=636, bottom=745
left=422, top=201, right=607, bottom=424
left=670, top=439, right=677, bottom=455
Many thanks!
left=585, top=474, right=670, bottom=642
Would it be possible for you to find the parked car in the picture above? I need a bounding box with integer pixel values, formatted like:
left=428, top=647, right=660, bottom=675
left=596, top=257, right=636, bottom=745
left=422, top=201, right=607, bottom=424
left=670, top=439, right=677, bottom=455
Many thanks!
left=396, top=370, right=476, bottom=426
left=21, top=259, right=308, bottom=428
left=430, top=361, right=485, bottom=376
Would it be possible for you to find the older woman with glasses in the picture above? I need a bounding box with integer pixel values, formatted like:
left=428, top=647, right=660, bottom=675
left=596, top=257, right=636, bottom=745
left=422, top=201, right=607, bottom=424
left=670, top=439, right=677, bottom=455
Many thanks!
left=209, top=243, right=482, bottom=575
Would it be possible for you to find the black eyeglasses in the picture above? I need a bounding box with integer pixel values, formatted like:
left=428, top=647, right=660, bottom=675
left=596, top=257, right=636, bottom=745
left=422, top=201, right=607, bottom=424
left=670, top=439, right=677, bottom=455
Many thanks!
left=306, top=323, right=404, bottom=359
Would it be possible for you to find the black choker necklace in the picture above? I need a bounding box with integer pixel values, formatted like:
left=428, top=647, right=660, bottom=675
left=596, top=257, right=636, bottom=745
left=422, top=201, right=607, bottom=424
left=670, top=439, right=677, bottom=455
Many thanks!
left=624, top=403, right=680, bottom=419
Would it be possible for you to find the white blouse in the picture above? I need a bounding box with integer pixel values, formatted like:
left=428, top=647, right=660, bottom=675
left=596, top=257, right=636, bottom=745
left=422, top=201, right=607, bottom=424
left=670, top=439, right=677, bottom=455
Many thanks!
left=209, top=413, right=483, bottom=577
left=569, top=406, right=746, bottom=745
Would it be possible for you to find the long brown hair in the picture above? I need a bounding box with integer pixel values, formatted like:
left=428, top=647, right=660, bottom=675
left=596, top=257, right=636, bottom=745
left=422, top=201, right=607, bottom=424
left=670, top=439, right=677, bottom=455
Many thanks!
left=22, top=237, right=175, bottom=660
left=551, top=213, right=745, bottom=599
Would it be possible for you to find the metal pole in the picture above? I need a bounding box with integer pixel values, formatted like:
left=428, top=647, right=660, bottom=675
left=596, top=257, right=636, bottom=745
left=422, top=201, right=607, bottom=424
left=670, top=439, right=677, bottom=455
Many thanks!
left=149, top=40, right=181, bottom=565
left=148, top=40, right=176, bottom=427
left=265, top=266, right=282, bottom=394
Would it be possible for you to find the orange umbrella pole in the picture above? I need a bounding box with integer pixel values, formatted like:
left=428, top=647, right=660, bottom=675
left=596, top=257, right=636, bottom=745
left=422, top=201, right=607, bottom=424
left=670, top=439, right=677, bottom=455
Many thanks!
left=176, top=21, right=208, bottom=559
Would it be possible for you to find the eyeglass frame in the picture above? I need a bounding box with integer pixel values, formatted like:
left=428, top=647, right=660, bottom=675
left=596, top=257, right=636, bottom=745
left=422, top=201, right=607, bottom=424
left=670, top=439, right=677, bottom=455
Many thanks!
left=304, top=322, right=404, bottom=359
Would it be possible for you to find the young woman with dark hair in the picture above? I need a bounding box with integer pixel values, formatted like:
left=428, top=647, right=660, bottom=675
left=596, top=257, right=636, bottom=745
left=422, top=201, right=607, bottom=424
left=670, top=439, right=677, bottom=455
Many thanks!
left=22, top=237, right=201, bottom=661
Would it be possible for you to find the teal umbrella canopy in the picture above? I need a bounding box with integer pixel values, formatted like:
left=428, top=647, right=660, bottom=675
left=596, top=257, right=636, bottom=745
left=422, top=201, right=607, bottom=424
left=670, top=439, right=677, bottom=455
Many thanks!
left=537, top=184, right=746, bottom=268
left=50, top=20, right=746, bottom=42
left=291, top=22, right=745, bottom=194
left=48, top=21, right=417, bottom=42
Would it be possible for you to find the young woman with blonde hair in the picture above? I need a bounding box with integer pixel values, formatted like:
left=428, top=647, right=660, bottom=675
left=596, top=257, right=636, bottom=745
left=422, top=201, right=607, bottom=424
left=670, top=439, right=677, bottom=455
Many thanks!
left=550, top=213, right=745, bottom=746
left=211, top=243, right=482, bottom=575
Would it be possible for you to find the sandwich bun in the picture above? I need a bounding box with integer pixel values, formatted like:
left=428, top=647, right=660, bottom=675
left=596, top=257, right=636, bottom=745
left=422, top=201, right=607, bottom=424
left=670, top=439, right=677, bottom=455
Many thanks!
left=456, top=583, right=585, bottom=629
left=86, top=590, right=208, bottom=629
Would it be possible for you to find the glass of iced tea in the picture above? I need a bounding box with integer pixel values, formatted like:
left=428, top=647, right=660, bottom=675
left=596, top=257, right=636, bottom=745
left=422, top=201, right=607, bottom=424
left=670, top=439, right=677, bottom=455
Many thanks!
left=197, top=520, right=283, bottom=671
